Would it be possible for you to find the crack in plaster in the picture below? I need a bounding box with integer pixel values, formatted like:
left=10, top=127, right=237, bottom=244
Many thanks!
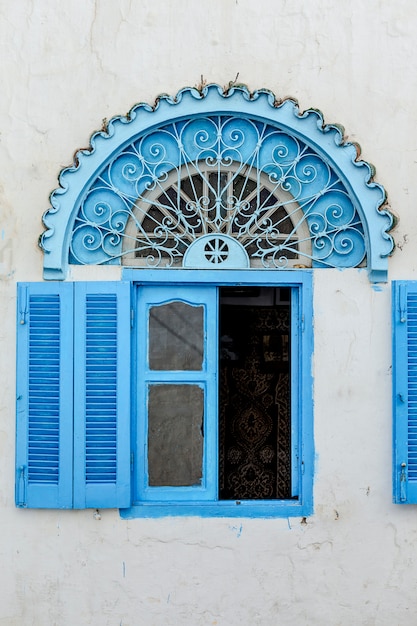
left=126, top=530, right=235, bottom=552
left=296, top=539, right=334, bottom=553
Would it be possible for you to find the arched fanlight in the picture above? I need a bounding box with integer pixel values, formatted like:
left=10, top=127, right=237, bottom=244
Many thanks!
left=41, top=84, right=394, bottom=282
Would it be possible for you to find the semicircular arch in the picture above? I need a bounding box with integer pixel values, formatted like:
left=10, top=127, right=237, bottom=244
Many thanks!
left=41, top=84, right=394, bottom=282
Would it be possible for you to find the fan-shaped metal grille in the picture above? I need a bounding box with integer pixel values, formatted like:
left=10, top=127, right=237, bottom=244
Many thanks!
left=122, top=164, right=311, bottom=269
left=69, top=115, right=366, bottom=270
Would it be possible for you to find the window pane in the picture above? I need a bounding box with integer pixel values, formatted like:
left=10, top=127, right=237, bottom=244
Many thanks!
left=149, top=301, right=204, bottom=370
left=148, top=384, right=204, bottom=486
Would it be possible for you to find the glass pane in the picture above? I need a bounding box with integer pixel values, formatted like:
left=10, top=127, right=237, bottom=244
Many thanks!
left=233, top=174, right=256, bottom=199
left=148, top=384, right=204, bottom=487
left=149, top=301, right=204, bottom=370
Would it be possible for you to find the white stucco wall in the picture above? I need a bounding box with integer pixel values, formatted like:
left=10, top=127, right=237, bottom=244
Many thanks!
left=1, top=1, right=417, bottom=624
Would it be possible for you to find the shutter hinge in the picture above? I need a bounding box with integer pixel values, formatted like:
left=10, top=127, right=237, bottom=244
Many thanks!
left=130, top=452, right=134, bottom=472
left=399, top=284, right=407, bottom=323
left=130, top=308, right=134, bottom=329
left=400, top=462, right=407, bottom=502
left=301, top=460, right=305, bottom=475
left=301, top=314, right=305, bottom=333
left=18, top=285, right=28, bottom=326
left=16, top=465, right=27, bottom=507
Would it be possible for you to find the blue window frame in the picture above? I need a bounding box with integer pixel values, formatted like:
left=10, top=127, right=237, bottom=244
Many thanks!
left=16, top=270, right=313, bottom=517
left=126, top=268, right=314, bottom=518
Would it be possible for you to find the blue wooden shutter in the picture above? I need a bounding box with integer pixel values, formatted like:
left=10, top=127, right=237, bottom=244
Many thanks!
left=16, top=283, right=74, bottom=508
left=73, top=282, right=131, bottom=508
left=393, top=281, right=417, bottom=503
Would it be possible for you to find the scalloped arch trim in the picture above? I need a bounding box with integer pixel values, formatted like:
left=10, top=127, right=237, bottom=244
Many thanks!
left=41, top=84, right=394, bottom=281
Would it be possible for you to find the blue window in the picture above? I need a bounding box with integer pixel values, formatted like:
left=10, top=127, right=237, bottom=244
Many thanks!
left=17, top=84, right=395, bottom=517
left=392, top=281, right=417, bottom=504
left=128, top=269, right=313, bottom=517
left=16, top=270, right=313, bottom=517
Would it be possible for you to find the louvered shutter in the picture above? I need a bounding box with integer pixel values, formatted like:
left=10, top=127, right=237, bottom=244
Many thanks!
left=73, top=282, right=131, bottom=508
left=393, top=281, right=417, bottom=503
left=16, top=283, right=74, bottom=508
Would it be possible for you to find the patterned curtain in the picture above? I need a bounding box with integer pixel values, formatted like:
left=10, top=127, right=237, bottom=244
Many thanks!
left=219, top=304, right=291, bottom=500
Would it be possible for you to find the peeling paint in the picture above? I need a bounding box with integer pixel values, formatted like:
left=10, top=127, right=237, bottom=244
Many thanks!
left=229, top=524, right=243, bottom=538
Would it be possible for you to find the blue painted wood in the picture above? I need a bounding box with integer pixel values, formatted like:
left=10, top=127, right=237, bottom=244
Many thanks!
left=16, top=271, right=314, bottom=517
left=120, top=498, right=313, bottom=519
left=16, top=282, right=74, bottom=508
left=124, top=268, right=314, bottom=518
left=41, top=84, right=393, bottom=282
left=16, top=281, right=132, bottom=509
left=297, top=273, right=314, bottom=514
left=73, top=282, right=131, bottom=508
left=290, top=286, right=300, bottom=497
left=393, top=281, right=417, bottom=504
left=135, top=285, right=218, bottom=502
left=123, top=267, right=312, bottom=286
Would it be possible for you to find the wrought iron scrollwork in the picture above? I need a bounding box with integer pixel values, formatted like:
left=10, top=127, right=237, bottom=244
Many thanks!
left=69, top=116, right=366, bottom=270
left=41, top=84, right=394, bottom=280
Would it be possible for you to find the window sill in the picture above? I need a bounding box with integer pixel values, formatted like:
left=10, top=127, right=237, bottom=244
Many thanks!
left=120, top=499, right=313, bottom=519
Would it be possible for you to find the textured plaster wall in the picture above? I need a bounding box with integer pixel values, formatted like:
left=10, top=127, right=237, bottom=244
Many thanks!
left=1, top=1, right=417, bottom=624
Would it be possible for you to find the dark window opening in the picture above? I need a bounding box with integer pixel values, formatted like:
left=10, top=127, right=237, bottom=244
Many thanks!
left=219, top=287, right=291, bottom=500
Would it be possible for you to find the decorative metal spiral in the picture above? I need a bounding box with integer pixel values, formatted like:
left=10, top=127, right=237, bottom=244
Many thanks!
left=69, top=115, right=366, bottom=270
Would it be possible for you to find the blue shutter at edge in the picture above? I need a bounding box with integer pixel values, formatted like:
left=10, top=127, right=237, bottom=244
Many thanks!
left=393, top=281, right=417, bottom=504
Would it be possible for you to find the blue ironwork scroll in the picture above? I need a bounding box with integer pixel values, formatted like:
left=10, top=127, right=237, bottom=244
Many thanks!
left=41, top=84, right=394, bottom=281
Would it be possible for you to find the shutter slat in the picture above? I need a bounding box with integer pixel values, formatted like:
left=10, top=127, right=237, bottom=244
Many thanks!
left=28, top=294, right=62, bottom=483
left=16, top=281, right=131, bottom=510
left=85, top=291, right=118, bottom=484
left=73, top=282, right=131, bottom=509
left=16, top=282, right=74, bottom=508
left=408, top=295, right=417, bottom=482
left=393, top=281, right=417, bottom=503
